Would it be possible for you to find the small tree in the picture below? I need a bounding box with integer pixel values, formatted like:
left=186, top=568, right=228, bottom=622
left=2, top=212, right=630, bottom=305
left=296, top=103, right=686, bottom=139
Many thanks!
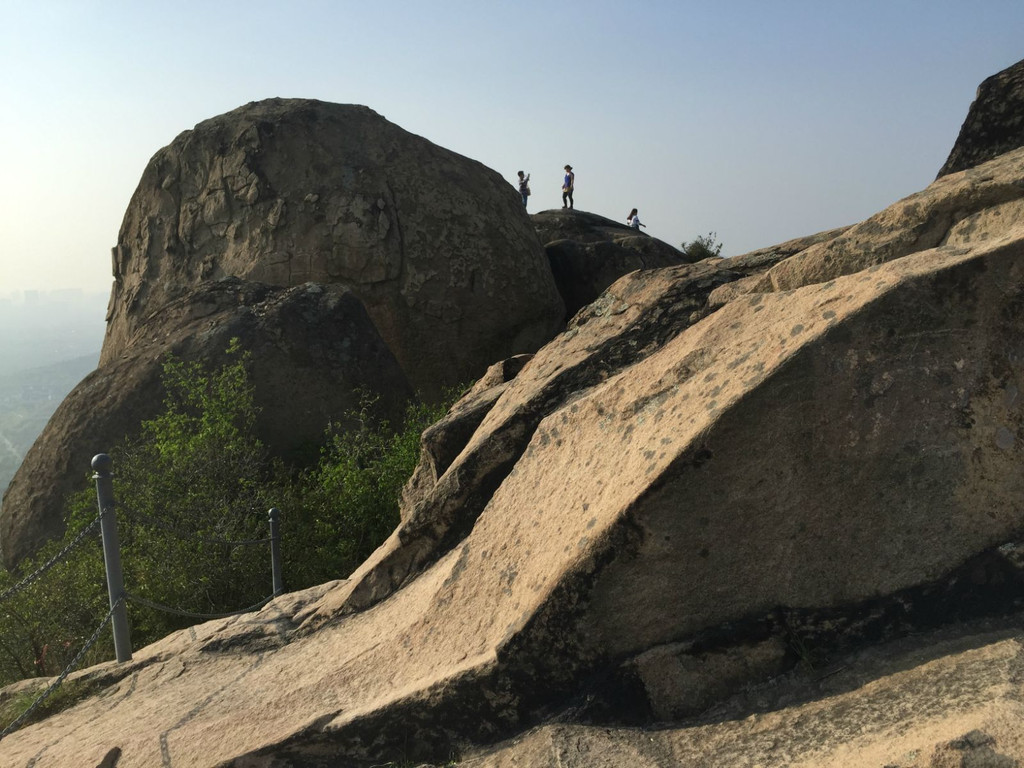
left=280, top=394, right=454, bottom=587
left=681, top=231, right=723, bottom=260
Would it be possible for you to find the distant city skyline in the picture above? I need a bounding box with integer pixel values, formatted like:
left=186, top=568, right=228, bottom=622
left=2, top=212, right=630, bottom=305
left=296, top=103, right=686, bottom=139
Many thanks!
left=3, top=1, right=1024, bottom=292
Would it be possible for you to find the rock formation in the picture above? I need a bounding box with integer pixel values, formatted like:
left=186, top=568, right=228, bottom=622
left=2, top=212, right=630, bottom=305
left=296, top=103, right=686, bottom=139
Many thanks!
left=531, top=208, right=693, bottom=318
left=7, top=94, right=1024, bottom=766
left=7, top=72, right=1024, bottom=767
left=1, top=99, right=566, bottom=568
left=938, top=57, right=1024, bottom=177
left=104, top=98, right=564, bottom=395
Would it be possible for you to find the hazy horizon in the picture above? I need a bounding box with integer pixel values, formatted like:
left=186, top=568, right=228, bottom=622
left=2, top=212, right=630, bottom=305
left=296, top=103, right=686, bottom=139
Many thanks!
left=3, top=2, right=1024, bottom=294
left=0, top=289, right=107, bottom=375
left=0, top=288, right=108, bottom=489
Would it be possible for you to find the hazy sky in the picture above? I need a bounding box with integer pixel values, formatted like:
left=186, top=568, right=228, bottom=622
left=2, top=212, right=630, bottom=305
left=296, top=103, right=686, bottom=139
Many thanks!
left=2, top=1, right=1022, bottom=293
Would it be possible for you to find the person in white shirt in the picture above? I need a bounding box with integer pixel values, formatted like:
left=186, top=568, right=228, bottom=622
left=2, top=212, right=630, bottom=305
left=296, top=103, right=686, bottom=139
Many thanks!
left=627, top=208, right=646, bottom=229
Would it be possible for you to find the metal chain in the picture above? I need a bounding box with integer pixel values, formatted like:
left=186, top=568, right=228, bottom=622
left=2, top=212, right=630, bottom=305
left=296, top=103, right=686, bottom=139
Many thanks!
left=118, top=503, right=271, bottom=547
left=0, top=517, right=101, bottom=607
left=125, top=591, right=273, bottom=620
left=0, top=597, right=121, bottom=741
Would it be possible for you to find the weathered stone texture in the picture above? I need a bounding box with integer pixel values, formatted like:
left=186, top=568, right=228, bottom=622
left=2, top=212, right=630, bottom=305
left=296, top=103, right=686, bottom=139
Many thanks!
left=2, top=98, right=566, bottom=568
left=749, top=147, right=1024, bottom=293
left=8, top=215, right=1024, bottom=767
left=103, top=98, right=564, bottom=395
left=9, top=69, right=1024, bottom=768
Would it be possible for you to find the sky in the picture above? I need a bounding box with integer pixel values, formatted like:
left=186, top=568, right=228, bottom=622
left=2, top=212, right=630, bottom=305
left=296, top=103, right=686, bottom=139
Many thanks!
left=2, top=0, right=1023, bottom=294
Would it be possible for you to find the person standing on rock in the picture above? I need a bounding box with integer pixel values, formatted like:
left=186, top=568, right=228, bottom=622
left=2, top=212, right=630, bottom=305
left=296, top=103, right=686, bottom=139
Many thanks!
left=627, top=208, right=646, bottom=229
left=562, top=165, right=575, bottom=209
left=517, top=171, right=531, bottom=209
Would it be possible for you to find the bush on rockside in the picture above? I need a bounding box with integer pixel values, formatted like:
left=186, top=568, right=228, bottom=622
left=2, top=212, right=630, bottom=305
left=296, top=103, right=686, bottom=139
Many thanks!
left=0, top=340, right=458, bottom=694
left=681, top=231, right=724, bottom=260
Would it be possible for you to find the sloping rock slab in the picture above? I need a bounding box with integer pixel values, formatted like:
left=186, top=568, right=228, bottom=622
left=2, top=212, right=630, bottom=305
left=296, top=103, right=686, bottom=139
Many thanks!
left=466, top=623, right=1024, bottom=767
left=751, top=147, right=1024, bottom=293
left=299, top=260, right=743, bottom=622
left=7, top=228, right=1024, bottom=766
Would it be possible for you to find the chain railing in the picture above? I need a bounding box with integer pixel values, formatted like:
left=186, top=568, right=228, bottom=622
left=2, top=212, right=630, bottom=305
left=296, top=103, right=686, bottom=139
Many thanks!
left=0, top=517, right=100, bottom=606
left=117, top=505, right=274, bottom=547
left=90, top=453, right=283, bottom=662
left=0, top=453, right=284, bottom=739
left=124, top=592, right=275, bottom=621
left=0, top=597, right=122, bottom=742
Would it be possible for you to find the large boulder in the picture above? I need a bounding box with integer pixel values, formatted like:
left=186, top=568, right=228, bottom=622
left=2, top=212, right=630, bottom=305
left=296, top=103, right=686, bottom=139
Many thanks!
left=8, top=145, right=1024, bottom=767
left=938, top=57, right=1024, bottom=177
left=531, top=209, right=692, bottom=318
left=0, top=279, right=412, bottom=567
left=2, top=99, right=566, bottom=568
left=103, top=98, right=564, bottom=396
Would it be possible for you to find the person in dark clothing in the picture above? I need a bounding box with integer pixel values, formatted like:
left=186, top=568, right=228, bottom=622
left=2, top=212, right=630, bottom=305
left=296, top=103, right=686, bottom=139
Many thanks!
left=562, top=164, right=574, bottom=209
left=517, top=170, right=531, bottom=208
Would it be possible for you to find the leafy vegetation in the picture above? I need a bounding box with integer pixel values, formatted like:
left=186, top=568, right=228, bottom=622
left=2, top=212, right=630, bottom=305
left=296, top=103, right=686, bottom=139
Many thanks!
left=0, top=677, right=100, bottom=732
left=681, top=231, right=723, bottom=260
left=278, top=395, right=445, bottom=586
left=0, top=340, right=458, bottom=709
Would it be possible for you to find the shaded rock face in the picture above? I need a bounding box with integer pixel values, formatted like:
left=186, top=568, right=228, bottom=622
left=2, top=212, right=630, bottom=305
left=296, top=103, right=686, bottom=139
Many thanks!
left=104, top=98, right=564, bottom=396
left=938, top=57, right=1024, bottom=177
left=531, top=209, right=693, bottom=318
left=1, top=278, right=411, bottom=567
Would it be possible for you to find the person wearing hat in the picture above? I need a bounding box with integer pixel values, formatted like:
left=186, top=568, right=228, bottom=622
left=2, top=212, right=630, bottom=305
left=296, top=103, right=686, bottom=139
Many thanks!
left=562, top=165, right=575, bottom=209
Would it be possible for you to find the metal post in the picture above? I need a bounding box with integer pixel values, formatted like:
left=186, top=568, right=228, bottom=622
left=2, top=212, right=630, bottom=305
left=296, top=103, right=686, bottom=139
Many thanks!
left=268, top=508, right=282, bottom=597
left=92, top=454, right=132, bottom=663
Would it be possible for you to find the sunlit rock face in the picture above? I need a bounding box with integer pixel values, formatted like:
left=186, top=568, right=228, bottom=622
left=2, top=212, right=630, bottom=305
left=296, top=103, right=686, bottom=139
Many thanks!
left=10, top=69, right=1024, bottom=768
left=8, top=156, right=1024, bottom=766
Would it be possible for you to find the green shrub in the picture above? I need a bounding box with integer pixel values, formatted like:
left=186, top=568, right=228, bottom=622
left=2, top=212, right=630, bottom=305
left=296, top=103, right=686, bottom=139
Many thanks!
left=281, top=395, right=452, bottom=586
left=0, top=340, right=463, bottom=698
left=681, top=231, right=723, bottom=260
left=0, top=677, right=100, bottom=732
left=0, top=529, right=110, bottom=685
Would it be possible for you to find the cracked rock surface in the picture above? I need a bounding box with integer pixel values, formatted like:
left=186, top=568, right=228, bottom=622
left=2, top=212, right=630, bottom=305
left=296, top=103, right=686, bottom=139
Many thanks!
left=7, top=143, right=1024, bottom=765
left=10, top=71, right=1024, bottom=765
left=104, top=99, right=564, bottom=397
